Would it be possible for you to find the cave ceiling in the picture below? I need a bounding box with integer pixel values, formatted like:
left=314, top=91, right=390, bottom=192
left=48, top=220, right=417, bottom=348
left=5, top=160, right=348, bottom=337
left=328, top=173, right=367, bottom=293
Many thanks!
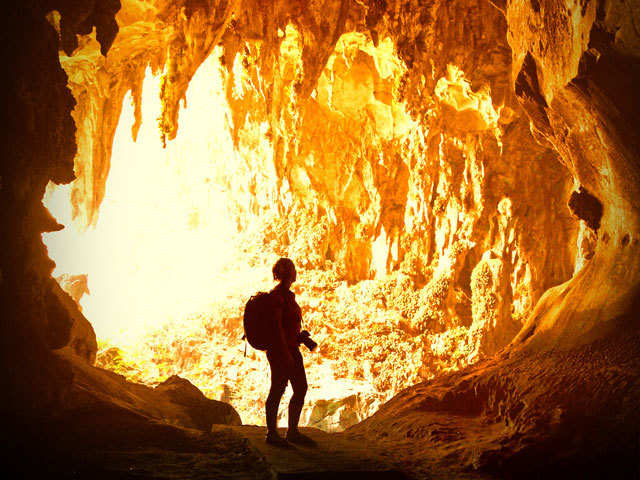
left=2, top=1, right=640, bottom=476
left=45, top=0, right=638, bottom=353
left=5, top=0, right=640, bottom=406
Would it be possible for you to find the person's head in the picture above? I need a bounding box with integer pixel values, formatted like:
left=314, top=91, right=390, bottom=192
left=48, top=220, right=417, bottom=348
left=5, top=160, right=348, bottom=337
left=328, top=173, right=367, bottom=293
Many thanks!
left=273, top=257, right=296, bottom=286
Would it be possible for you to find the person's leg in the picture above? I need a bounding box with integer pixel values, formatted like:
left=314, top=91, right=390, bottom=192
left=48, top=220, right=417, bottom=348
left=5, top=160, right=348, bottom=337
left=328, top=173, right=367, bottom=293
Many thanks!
left=265, top=350, right=288, bottom=433
left=287, top=349, right=308, bottom=432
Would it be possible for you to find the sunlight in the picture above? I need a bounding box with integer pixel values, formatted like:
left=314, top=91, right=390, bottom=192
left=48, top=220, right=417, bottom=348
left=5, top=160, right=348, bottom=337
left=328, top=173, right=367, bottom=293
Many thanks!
left=44, top=52, right=239, bottom=345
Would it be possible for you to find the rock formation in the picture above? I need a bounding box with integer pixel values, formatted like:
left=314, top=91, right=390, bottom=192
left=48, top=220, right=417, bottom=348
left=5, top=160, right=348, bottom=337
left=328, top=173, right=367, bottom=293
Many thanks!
left=2, top=0, right=120, bottom=428
left=48, top=276, right=97, bottom=362
left=62, top=0, right=580, bottom=361
left=3, top=0, right=639, bottom=478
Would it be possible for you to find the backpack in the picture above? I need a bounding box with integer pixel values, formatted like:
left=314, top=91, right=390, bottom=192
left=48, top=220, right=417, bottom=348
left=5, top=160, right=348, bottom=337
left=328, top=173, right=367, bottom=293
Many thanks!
left=242, top=291, right=277, bottom=352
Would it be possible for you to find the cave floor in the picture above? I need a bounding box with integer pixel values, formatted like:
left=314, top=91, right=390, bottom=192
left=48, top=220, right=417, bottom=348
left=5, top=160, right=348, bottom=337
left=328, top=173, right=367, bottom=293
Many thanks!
left=15, top=422, right=477, bottom=480
left=212, top=425, right=409, bottom=479
left=11, top=351, right=479, bottom=480
left=25, top=422, right=497, bottom=480
left=16, top=323, right=640, bottom=479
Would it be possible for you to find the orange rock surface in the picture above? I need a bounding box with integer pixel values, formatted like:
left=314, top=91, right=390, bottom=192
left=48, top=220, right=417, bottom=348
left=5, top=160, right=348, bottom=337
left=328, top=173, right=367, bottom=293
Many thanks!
left=3, top=0, right=639, bottom=478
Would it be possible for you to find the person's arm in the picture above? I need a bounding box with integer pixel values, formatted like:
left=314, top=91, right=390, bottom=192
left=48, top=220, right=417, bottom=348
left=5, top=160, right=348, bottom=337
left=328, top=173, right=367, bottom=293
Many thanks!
left=274, top=306, right=294, bottom=368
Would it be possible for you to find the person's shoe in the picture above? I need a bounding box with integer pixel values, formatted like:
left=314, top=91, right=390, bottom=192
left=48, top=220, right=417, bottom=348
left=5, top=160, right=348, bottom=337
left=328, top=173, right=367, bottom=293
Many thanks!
left=265, top=430, right=289, bottom=447
left=285, top=429, right=316, bottom=446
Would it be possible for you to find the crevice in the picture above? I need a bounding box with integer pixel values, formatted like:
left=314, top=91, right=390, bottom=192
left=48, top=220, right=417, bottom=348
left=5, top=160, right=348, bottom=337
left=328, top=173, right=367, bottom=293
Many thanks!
left=514, top=52, right=551, bottom=133
left=567, top=186, right=603, bottom=232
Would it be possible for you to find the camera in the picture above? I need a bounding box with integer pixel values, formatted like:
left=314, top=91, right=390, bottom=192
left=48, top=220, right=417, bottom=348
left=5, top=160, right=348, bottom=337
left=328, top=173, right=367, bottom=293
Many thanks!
left=298, top=330, right=317, bottom=351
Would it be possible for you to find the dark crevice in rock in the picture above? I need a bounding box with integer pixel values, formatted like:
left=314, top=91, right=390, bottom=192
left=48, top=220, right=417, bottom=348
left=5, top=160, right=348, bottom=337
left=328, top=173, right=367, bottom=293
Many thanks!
left=621, top=233, right=630, bottom=247
left=515, top=52, right=551, bottom=133
left=530, top=0, right=540, bottom=13
left=515, top=53, right=547, bottom=107
left=568, top=186, right=603, bottom=232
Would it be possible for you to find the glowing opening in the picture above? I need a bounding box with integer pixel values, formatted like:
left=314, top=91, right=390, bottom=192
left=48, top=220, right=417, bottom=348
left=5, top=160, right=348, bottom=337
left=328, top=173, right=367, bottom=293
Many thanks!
left=44, top=53, right=241, bottom=345
left=43, top=45, right=387, bottom=430
left=41, top=28, right=553, bottom=432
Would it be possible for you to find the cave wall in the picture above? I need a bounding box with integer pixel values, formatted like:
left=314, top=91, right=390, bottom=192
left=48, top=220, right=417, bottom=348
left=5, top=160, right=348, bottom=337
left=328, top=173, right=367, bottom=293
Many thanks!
left=507, top=0, right=640, bottom=350
left=1, top=0, right=119, bottom=420
left=60, top=0, right=581, bottom=365
left=4, top=0, right=639, bottom=430
left=220, top=0, right=639, bottom=355
left=223, top=28, right=579, bottom=363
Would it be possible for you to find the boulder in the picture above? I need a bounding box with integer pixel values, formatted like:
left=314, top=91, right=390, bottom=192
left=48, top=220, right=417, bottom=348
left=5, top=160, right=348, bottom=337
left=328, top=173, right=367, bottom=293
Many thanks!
left=48, top=278, right=97, bottom=363
left=155, top=375, right=242, bottom=429
left=61, top=350, right=243, bottom=432
left=303, top=393, right=375, bottom=432
left=55, top=273, right=90, bottom=308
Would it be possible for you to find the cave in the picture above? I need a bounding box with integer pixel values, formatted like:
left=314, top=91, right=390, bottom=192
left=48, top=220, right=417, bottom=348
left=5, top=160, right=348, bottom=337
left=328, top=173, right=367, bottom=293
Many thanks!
left=3, top=1, right=639, bottom=479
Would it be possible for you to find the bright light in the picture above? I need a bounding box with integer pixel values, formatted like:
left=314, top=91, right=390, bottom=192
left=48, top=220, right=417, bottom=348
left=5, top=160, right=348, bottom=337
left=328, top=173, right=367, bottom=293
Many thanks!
left=44, top=52, right=240, bottom=345
left=41, top=32, right=518, bottom=431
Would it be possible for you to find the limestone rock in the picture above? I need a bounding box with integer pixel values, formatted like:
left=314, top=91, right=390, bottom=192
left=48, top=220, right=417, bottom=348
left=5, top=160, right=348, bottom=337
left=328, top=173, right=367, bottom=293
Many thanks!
left=55, top=273, right=90, bottom=307
left=48, top=278, right=98, bottom=363
left=303, top=393, right=375, bottom=432
left=349, top=316, right=640, bottom=478
left=4, top=0, right=640, bottom=477
left=506, top=0, right=640, bottom=350
left=155, top=374, right=242, bottom=429
left=61, top=349, right=243, bottom=432
left=468, top=257, right=520, bottom=359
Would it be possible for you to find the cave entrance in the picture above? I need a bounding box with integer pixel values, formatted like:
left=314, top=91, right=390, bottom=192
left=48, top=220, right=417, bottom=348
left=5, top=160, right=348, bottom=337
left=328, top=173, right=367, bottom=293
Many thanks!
left=44, top=54, right=243, bottom=345
left=42, top=43, right=394, bottom=431
left=40, top=23, right=578, bottom=433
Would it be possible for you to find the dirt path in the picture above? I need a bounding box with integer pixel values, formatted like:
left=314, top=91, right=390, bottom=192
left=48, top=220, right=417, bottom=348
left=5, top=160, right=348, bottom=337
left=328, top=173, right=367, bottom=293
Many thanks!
left=212, top=425, right=411, bottom=479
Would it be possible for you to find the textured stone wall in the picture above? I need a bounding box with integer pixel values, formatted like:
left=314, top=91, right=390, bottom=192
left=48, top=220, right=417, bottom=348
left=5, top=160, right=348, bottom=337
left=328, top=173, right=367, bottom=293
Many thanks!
left=4, top=0, right=638, bottom=428
left=1, top=0, right=120, bottom=420
left=507, top=0, right=640, bottom=350
left=60, top=0, right=581, bottom=362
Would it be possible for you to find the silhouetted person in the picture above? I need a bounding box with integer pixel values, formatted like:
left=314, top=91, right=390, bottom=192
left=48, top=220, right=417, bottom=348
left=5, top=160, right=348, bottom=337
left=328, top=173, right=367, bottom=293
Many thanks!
left=265, top=258, right=314, bottom=447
